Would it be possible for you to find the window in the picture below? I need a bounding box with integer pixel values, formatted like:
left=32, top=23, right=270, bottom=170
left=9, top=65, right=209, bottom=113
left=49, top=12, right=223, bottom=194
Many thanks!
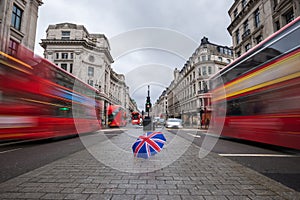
left=8, top=39, right=19, bottom=55
left=256, top=35, right=263, bottom=44
left=193, top=84, right=196, bottom=95
left=203, top=81, right=208, bottom=92
left=70, top=63, right=73, bottom=73
left=208, top=66, right=212, bottom=74
left=285, top=10, right=294, bottom=24
left=11, top=4, right=23, bottom=31
left=223, top=48, right=227, bottom=55
left=235, top=30, right=240, bottom=44
left=202, top=66, right=207, bottom=76
left=242, top=0, right=247, bottom=8
left=61, top=53, right=68, bottom=59
left=275, top=21, right=280, bottom=31
left=245, top=43, right=251, bottom=52
left=254, top=9, right=260, bottom=28
left=61, top=63, right=67, bottom=70
left=56, top=53, right=59, bottom=59
left=206, top=81, right=210, bottom=90
left=242, top=20, right=250, bottom=39
left=218, top=47, right=224, bottom=54
left=70, top=53, right=74, bottom=59
left=273, top=0, right=278, bottom=10
left=218, top=57, right=222, bottom=62
left=201, top=55, right=206, bottom=61
left=88, top=66, right=94, bottom=77
left=61, top=31, right=70, bottom=40
left=234, top=9, right=238, bottom=18
left=88, top=80, right=94, bottom=86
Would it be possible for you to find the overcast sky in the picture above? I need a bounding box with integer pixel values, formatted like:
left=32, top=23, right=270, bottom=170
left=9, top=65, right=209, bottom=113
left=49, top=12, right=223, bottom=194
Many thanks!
left=35, top=0, right=234, bottom=112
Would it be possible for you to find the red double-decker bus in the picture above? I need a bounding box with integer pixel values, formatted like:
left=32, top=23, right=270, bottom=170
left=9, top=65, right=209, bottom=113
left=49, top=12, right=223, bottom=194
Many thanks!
left=131, top=112, right=141, bottom=125
left=0, top=45, right=102, bottom=141
left=210, top=17, right=300, bottom=150
left=107, top=105, right=127, bottom=127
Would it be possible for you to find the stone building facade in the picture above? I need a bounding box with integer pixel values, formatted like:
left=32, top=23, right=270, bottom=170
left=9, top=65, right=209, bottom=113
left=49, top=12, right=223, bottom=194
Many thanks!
left=0, top=0, right=43, bottom=54
left=152, top=90, right=168, bottom=119
left=155, top=37, right=233, bottom=127
left=40, top=23, right=136, bottom=126
left=228, top=0, right=300, bottom=58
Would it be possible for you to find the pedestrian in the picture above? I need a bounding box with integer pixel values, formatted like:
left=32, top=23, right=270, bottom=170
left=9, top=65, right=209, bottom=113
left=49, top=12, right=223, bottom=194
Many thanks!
left=201, top=118, right=205, bottom=129
left=205, top=118, right=210, bottom=129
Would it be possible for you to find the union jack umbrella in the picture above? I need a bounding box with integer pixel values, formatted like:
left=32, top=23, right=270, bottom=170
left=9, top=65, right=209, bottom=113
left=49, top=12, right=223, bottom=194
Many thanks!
left=132, top=131, right=166, bottom=159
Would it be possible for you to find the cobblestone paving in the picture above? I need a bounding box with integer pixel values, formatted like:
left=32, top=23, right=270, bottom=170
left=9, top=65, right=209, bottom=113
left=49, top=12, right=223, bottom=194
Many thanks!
left=0, top=129, right=299, bottom=200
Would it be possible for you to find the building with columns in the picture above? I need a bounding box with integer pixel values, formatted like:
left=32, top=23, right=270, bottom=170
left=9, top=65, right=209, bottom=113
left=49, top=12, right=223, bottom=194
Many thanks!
left=0, top=0, right=43, bottom=54
left=155, top=37, right=233, bottom=127
left=40, top=23, right=136, bottom=126
left=228, top=0, right=300, bottom=58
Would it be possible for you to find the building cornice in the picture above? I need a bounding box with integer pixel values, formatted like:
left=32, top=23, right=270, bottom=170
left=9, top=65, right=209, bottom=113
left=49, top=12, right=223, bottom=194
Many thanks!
left=40, top=39, right=114, bottom=63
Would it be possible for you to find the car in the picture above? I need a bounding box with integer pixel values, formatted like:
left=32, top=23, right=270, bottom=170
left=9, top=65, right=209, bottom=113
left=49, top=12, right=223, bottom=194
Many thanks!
left=153, top=117, right=160, bottom=124
left=165, top=118, right=183, bottom=129
left=158, top=118, right=165, bottom=126
left=153, top=118, right=165, bottom=127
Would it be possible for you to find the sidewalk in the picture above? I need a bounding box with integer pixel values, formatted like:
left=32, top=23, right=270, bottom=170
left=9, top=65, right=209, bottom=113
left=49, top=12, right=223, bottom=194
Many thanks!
left=0, top=128, right=299, bottom=200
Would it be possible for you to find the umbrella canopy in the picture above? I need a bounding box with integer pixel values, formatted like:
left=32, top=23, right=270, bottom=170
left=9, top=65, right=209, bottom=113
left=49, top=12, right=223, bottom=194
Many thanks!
left=132, top=131, right=166, bottom=159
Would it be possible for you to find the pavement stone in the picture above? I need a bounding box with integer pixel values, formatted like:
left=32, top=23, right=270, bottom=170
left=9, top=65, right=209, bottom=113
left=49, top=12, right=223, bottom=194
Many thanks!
left=0, top=129, right=299, bottom=199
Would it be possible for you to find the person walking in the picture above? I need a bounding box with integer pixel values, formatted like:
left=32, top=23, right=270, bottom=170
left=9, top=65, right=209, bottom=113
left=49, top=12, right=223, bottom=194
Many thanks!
left=205, top=118, right=210, bottom=129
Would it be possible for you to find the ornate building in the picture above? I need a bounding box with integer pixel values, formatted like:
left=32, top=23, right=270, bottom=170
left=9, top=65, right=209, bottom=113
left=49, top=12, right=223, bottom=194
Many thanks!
left=0, top=0, right=43, bottom=54
left=155, top=37, right=233, bottom=127
left=228, top=0, right=300, bottom=58
left=40, top=23, right=134, bottom=126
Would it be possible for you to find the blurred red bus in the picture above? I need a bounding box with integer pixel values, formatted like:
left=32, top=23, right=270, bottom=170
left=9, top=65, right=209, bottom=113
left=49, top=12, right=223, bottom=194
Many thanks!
left=131, top=112, right=141, bottom=125
left=107, top=105, right=127, bottom=127
left=210, top=17, right=300, bottom=150
left=0, top=45, right=102, bottom=141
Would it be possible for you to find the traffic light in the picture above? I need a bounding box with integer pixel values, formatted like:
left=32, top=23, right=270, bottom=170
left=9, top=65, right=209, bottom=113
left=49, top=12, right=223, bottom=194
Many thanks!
left=145, top=102, right=151, bottom=112
left=145, top=96, right=152, bottom=112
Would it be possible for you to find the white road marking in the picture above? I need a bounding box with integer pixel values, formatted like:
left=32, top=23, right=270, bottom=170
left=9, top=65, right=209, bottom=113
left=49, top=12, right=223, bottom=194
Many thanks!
left=0, top=148, right=22, bottom=154
left=98, top=128, right=128, bottom=132
left=218, top=153, right=299, bottom=157
left=186, top=132, right=201, bottom=138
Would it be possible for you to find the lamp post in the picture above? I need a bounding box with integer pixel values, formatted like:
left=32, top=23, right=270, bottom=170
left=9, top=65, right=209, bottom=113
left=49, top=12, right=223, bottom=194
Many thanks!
left=144, top=85, right=153, bottom=131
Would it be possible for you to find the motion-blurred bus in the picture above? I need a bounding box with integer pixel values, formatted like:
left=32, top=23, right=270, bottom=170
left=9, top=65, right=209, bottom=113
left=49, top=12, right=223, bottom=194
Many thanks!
left=0, top=45, right=102, bottom=141
left=107, top=105, right=127, bottom=127
left=131, top=111, right=142, bottom=125
left=210, top=17, right=300, bottom=150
